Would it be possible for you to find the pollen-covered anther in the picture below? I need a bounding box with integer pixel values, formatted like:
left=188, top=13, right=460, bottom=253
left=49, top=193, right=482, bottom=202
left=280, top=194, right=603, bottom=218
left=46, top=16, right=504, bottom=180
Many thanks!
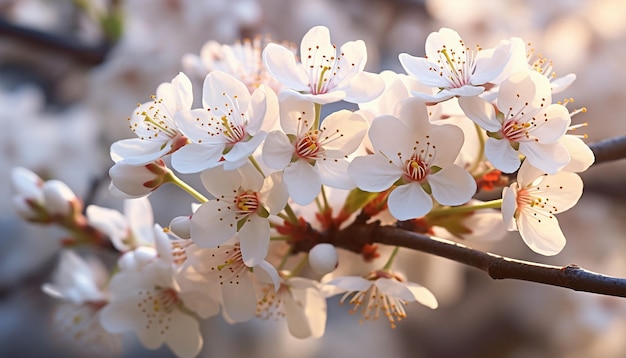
left=235, top=190, right=260, bottom=216
left=295, top=130, right=323, bottom=160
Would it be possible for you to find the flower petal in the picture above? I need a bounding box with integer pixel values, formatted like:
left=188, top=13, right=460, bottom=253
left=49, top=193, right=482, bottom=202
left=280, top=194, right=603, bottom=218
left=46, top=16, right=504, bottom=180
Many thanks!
left=388, top=183, right=432, bottom=220
left=428, top=165, right=476, bottom=206
left=519, top=141, right=569, bottom=174
left=202, top=71, right=250, bottom=113
left=398, top=54, right=446, bottom=88
left=471, top=40, right=512, bottom=85
left=238, top=215, right=270, bottom=266
left=263, top=43, right=309, bottom=91
left=348, top=154, right=402, bottom=192
left=458, top=96, right=501, bottom=132
left=284, top=160, right=322, bottom=205
left=484, top=137, right=521, bottom=173
left=171, top=143, right=224, bottom=174
left=517, top=209, right=566, bottom=256
left=190, top=201, right=237, bottom=247
left=343, top=71, right=385, bottom=103
left=262, top=130, right=294, bottom=170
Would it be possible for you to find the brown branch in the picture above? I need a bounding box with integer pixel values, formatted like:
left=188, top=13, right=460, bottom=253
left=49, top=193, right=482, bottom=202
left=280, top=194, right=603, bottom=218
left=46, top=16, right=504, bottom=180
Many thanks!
left=326, top=220, right=626, bottom=298
left=589, top=135, right=626, bottom=165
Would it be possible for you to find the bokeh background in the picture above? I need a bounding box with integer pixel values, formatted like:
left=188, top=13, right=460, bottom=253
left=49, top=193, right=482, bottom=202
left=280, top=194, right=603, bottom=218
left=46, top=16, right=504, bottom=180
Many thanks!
left=1, top=0, right=626, bottom=357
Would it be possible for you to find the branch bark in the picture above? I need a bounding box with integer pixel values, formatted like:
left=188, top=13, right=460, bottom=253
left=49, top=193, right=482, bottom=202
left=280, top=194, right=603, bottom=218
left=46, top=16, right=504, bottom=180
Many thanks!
left=589, top=135, right=626, bottom=165
left=331, top=223, right=626, bottom=298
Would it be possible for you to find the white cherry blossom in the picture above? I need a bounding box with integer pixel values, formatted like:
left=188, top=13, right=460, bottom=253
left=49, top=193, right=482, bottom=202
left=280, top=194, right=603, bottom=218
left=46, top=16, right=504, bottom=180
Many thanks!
left=111, top=72, right=192, bottom=165
left=502, top=161, right=584, bottom=256
left=172, top=71, right=273, bottom=173
left=349, top=98, right=476, bottom=221
left=399, top=27, right=511, bottom=103
left=459, top=70, right=571, bottom=174
left=86, top=197, right=155, bottom=251
left=186, top=243, right=280, bottom=323
left=108, top=159, right=169, bottom=198
left=263, top=25, right=384, bottom=104
left=257, top=275, right=327, bottom=338
left=190, top=163, right=287, bottom=266
left=325, top=270, right=438, bottom=328
left=263, top=92, right=367, bottom=205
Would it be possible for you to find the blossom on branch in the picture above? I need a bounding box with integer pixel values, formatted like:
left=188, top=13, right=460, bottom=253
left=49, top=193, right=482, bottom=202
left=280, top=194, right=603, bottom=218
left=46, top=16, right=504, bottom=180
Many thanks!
left=263, top=25, right=384, bottom=104
left=502, top=161, right=584, bottom=255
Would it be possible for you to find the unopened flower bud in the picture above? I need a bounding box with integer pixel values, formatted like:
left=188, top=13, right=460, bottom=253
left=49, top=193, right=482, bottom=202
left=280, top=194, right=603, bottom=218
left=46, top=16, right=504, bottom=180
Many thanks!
left=11, top=167, right=45, bottom=220
left=109, top=159, right=169, bottom=198
left=309, top=243, right=338, bottom=275
left=169, top=215, right=191, bottom=239
left=43, top=180, right=81, bottom=217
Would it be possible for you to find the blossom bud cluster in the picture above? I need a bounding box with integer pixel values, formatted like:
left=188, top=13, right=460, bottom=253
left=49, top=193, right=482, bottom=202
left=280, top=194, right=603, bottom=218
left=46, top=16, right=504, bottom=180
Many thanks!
left=11, top=25, right=595, bottom=357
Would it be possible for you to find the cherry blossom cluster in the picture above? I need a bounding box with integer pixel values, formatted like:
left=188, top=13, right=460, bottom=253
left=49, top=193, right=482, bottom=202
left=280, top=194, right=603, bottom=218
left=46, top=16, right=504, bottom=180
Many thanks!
left=11, top=26, right=594, bottom=357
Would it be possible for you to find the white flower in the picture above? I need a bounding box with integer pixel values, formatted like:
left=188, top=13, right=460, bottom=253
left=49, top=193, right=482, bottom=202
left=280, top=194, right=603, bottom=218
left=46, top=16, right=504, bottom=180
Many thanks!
left=257, top=275, right=327, bottom=339
left=263, top=92, right=368, bottom=205
left=399, top=27, right=511, bottom=103
left=183, top=37, right=285, bottom=93
left=186, top=243, right=280, bottom=323
left=108, top=159, right=170, bottom=198
left=86, top=197, right=155, bottom=251
left=325, top=270, right=438, bottom=328
left=190, top=163, right=287, bottom=266
left=263, top=25, right=384, bottom=104
left=11, top=167, right=45, bottom=221
left=349, top=98, right=476, bottom=220
left=110, top=72, right=192, bottom=165
left=502, top=161, right=584, bottom=256
left=42, top=179, right=81, bottom=217
left=100, top=226, right=217, bottom=358
left=172, top=71, right=272, bottom=173
left=459, top=70, right=571, bottom=174
left=42, top=251, right=121, bottom=356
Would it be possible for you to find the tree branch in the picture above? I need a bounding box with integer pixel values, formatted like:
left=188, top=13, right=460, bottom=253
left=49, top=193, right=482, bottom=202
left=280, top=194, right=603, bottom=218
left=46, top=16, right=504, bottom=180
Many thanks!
left=589, top=135, right=626, bottom=165
left=328, top=222, right=626, bottom=298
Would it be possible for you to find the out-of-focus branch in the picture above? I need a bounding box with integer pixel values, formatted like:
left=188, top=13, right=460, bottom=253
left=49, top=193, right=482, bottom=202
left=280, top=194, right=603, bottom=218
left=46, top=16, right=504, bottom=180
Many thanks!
left=589, top=135, right=626, bottom=165
left=328, top=221, right=626, bottom=298
left=0, top=17, right=110, bottom=65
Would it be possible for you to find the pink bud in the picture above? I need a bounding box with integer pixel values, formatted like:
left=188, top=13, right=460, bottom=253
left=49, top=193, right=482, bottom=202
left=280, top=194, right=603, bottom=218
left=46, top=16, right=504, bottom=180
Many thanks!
left=109, top=159, right=169, bottom=198
left=43, top=180, right=81, bottom=217
left=309, top=243, right=338, bottom=275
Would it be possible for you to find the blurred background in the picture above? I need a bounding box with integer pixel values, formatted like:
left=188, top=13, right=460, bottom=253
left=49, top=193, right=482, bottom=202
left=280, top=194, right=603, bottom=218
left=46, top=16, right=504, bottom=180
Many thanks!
left=1, top=0, right=626, bottom=357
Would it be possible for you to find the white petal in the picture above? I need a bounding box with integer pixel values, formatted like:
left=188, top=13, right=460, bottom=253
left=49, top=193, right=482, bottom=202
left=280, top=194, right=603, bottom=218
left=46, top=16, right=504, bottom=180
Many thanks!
left=110, top=139, right=170, bottom=165
left=531, top=104, right=571, bottom=143
left=223, top=132, right=266, bottom=163
left=398, top=54, right=446, bottom=88
left=561, top=135, right=594, bottom=173
left=260, top=171, right=288, bottom=215
left=484, top=137, right=521, bottom=173
left=458, top=96, right=501, bottom=132
left=238, top=215, right=270, bottom=266
left=532, top=170, right=584, bottom=212
left=263, top=43, right=309, bottom=91
left=286, top=283, right=327, bottom=338
left=369, top=115, right=413, bottom=164
left=519, top=141, right=569, bottom=174
left=517, top=210, right=566, bottom=256
left=428, top=123, right=465, bottom=168
left=343, top=71, right=385, bottom=103
left=317, top=158, right=354, bottom=190
left=190, top=202, right=237, bottom=247
left=278, top=91, right=315, bottom=135
left=284, top=160, right=322, bottom=205
left=348, top=155, right=402, bottom=192
left=551, top=73, right=576, bottom=94
left=319, top=110, right=368, bottom=154
left=126, top=197, right=155, bottom=246
left=246, top=87, right=268, bottom=135
left=262, top=131, right=294, bottom=170
left=221, top=275, right=256, bottom=322
left=202, top=71, right=250, bottom=113
left=200, top=165, right=242, bottom=196
left=171, top=143, right=224, bottom=174
left=388, top=183, right=432, bottom=220
left=501, top=185, right=518, bottom=230
left=428, top=165, right=476, bottom=206
left=497, top=71, right=551, bottom=116
left=471, top=40, right=512, bottom=85
left=326, top=276, right=371, bottom=292
left=405, top=282, right=438, bottom=309
left=164, top=312, right=203, bottom=358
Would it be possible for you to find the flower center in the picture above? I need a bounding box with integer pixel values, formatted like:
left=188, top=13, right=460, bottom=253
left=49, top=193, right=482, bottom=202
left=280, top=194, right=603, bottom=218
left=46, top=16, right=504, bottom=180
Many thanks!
left=221, top=115, right=246, bottom=144
left=340, top=283, right=408, bottom=329
left=295, top=130, right=323, bottom=160
left=235, top=190, right=260, bottom=216
left=211, top=245, right=247, bottom=286
left=404, top=155, right=429, bottom=182
left=434, top=44, right=478, bottom=89
left=501, top=120, right=532, bottom=142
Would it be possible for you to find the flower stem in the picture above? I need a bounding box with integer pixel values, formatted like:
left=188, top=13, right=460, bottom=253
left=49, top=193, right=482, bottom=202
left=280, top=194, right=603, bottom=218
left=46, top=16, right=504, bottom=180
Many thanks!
left=429, top=199, right=502, bottom=216
left=283, top=204, right=299, bottom=225
left=288, top=254, right=309, bottom=277
left=314, top=103, right=322, bottom=130
left=248, top=155, right=265, bottom=178
left=320, top=185, right=330, bottom=212
left=382, top=246, right=400, bottom=271
left=166, top=172, right=209, bottom=203
left=277, top=248, right=292, bottom=270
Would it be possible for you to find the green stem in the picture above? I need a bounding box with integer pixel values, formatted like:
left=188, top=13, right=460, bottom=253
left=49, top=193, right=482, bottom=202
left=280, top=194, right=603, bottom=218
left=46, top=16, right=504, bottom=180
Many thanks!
left=248, top=156, right=265, bottom=178
left=270, top=236, right=292, bottom=241
left=314, top=103, right=322, bottom=130
left=382, top=246, right=400, bottom=271
left=429, top=199, right=502, bottom=216
left=320, top=185, right=330, bottom=212
left=277, top=248, right=292, bottom=271
left=166, top=172, right=209, bottom=203
left=283, top=204, right=299, bottom=224
left=288, top=254, right=309, bottom=277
